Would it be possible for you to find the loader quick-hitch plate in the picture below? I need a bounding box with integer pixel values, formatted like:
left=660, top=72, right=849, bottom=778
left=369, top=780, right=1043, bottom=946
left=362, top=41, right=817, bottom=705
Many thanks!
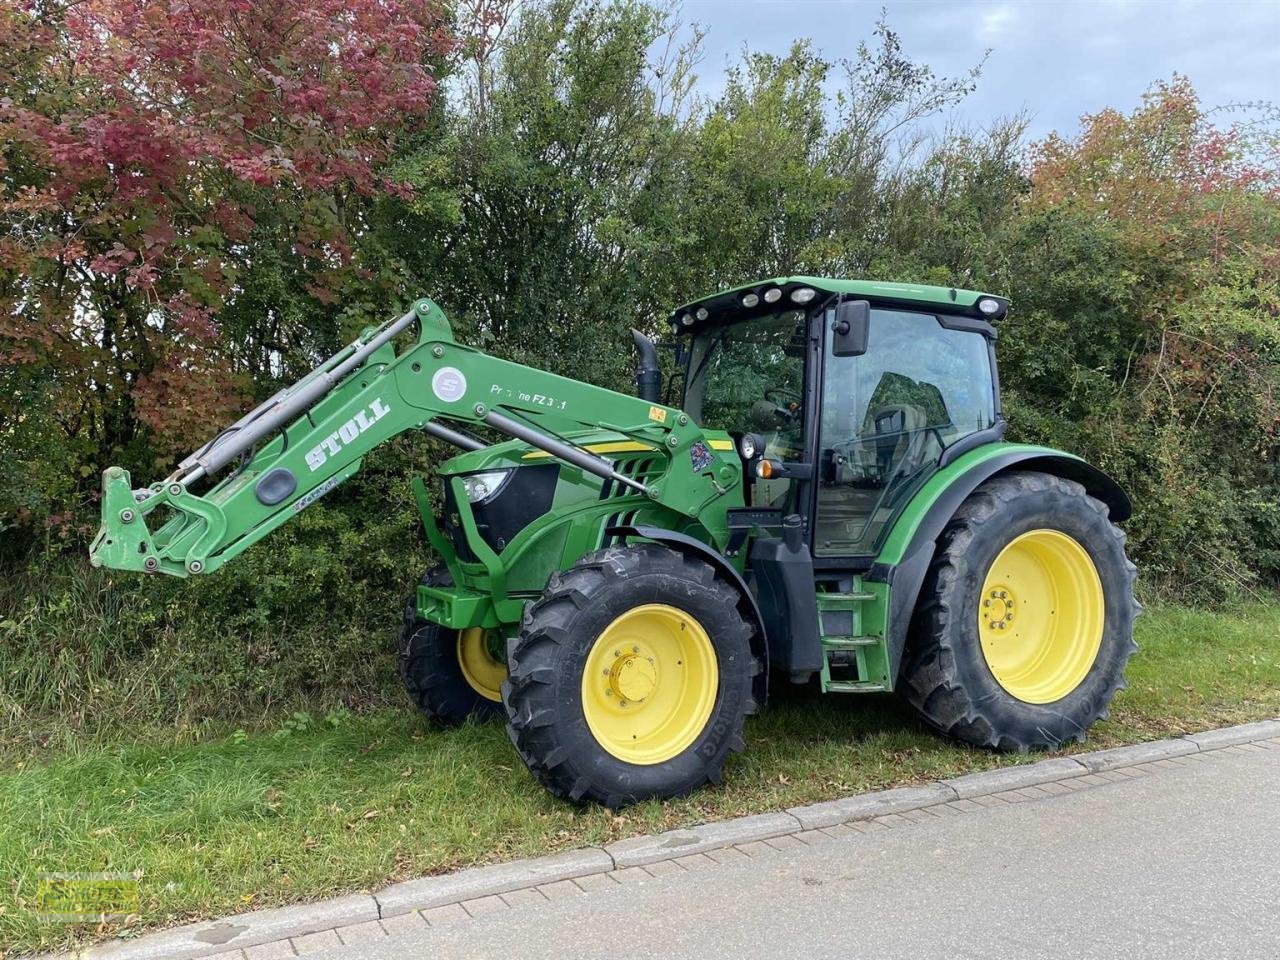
left=89, top=467, right=162, bottom=574
left=89, top=466, right=229, bottom=577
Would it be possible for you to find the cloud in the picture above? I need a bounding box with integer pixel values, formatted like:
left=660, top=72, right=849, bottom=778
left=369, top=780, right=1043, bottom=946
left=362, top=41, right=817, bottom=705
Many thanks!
left=676, top=0, right=1279, bottom=142
left=975, top=3, right=1019, bottom=45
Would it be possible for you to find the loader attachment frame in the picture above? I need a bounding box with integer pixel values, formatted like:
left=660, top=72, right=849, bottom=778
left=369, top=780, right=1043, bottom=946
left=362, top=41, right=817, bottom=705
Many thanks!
left=89, top=298, right=744, bottom=579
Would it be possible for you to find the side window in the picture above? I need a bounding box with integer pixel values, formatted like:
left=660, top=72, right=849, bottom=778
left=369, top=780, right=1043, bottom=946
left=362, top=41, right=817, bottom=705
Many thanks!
left=684, top=312, right=807, bottom=510
left=815, top=309, right=995, bottom=555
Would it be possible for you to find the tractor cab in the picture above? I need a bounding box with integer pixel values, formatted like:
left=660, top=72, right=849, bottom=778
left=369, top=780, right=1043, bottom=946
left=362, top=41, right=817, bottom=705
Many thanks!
left=672, top=277, right=1008, bottom=560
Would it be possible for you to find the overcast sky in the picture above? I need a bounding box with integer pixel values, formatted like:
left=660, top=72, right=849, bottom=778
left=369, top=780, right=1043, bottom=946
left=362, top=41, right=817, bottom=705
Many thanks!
left=677, top=0, right=1280, bottom=143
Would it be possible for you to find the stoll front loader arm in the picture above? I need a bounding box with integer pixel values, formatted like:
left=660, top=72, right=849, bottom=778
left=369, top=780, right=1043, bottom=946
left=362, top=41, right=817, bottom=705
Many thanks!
left=88, top=298, right=742, bottom=580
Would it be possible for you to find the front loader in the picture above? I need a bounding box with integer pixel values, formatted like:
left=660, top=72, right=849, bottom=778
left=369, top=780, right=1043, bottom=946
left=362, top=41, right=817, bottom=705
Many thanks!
left=90, top=278, right=1139, bottom=807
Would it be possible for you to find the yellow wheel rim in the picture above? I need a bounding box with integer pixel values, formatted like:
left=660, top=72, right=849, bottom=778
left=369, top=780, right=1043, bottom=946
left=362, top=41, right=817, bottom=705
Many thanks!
left=457, top=627, right=506, bottom=702
left=979, top=528, right=1105, bottom=704
left=581, top=604, right=719, bottom=765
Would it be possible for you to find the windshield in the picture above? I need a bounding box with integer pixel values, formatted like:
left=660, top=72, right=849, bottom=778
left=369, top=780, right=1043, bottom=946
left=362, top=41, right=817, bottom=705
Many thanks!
left=682, top=310, right=808, bottom=458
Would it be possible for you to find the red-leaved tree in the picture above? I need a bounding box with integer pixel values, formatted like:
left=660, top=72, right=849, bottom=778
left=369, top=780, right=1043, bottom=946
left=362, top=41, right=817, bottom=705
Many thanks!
left=0, top=0, right=451, bottom=534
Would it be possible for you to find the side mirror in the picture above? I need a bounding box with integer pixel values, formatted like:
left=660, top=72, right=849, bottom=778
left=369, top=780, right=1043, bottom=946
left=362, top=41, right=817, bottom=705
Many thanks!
left=831, top=300, right=870, bottom=357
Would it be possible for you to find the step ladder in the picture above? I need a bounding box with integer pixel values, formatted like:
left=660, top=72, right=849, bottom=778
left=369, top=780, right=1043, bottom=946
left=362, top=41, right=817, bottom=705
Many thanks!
left=815, top=586, right=891, bottom=693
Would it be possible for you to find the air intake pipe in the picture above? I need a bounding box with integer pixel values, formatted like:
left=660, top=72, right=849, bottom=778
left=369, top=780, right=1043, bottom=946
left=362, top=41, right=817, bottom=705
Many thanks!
left=631, top=329, right=661, bottom=404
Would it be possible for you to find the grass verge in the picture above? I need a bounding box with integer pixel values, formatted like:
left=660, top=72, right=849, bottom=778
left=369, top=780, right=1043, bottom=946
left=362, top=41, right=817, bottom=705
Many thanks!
left=4, top=599, right=1279, bottom=955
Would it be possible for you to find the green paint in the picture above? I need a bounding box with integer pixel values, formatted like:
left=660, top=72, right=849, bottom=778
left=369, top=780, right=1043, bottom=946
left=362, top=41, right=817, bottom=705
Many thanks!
left=89, top=289, right=1100, bottom=702
left=816, top=582, right=891, bottom=693
left=673, top=275, right=1003, bottom=316
left=874, top=443, right=1081, bottom=566
left=90, top=298, right=745, bottom=588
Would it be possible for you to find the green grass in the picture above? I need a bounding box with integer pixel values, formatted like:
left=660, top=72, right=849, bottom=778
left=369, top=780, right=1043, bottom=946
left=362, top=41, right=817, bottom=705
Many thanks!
left=4, top=600, right=1280, bottom=955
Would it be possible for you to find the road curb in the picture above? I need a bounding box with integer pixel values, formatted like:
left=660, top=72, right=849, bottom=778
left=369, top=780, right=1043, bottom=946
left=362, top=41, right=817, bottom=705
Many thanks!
left=73, top=895, right=378, bottom=960
left=374, top=848, right=612, bottom=918
left=787, top=782, right=956, bottom=830
left=940, top=755, right=1088, bottom=799
left=1076, top=737, right=1199, bottom=772
left=606, top=812, right=802, bottom=867
left=64, top=717, right=1280, bottom=959
left=1181, top=718, right=1280, bottom=750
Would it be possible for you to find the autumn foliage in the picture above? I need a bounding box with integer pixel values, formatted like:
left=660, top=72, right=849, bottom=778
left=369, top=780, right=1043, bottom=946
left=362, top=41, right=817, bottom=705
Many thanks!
left=0, top=0, right=450, bottom=527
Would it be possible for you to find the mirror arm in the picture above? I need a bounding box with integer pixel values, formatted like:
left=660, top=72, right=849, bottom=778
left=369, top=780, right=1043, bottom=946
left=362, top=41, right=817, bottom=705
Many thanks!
left=756, top=459, right=813, bottom=480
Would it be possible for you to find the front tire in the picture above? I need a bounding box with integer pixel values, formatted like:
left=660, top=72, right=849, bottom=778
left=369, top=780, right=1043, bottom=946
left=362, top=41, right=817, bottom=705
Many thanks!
left=398, top=570, right=507, bottom=726
left=504, top=544, right=759, bottom=808
left=901, top=471, right=1140, bottom=751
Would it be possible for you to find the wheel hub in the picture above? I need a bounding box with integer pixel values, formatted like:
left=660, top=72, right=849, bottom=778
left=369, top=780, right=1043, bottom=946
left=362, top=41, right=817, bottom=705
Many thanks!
left=977, top=528, right=1105, bottom=704
left=606, top=646, right=658, bottom=704
left=982, top=587, right=1015, bottom=629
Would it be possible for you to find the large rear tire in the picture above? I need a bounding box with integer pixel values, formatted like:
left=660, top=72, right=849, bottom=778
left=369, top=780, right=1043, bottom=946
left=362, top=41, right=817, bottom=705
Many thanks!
left=900, top=471, right=1140, bottom=751
left=504, top=544, right=759, bottom=808
left=398, top=569, right=506, bottom=726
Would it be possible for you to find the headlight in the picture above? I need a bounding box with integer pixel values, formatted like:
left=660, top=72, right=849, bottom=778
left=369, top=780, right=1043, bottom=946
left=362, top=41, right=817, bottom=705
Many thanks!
left=741, top=292, right=760, bottom=308
left=462, top=470, right=512, bottom=503
left=763, top=287, right=782, bottom=303
left=738, top=433, right=762, bottom=460
left=695, top=307, right=709, bottom=320
left=790, top=287, right=816, bottom=304
left=977, top=297, right=1001, bottom=316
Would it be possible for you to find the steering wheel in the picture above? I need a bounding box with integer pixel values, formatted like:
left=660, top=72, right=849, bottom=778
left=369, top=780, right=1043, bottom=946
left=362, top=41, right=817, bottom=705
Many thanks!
left=762, top=387, right=801, bottom=422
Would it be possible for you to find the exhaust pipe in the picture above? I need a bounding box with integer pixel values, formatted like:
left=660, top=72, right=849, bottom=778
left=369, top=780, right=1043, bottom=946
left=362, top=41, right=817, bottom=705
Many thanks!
left=631, top=329, right=661, bottom=404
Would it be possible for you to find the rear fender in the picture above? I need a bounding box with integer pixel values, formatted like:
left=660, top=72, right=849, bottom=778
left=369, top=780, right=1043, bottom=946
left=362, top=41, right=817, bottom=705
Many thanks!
left=872, top=445, right=1132, bottom=684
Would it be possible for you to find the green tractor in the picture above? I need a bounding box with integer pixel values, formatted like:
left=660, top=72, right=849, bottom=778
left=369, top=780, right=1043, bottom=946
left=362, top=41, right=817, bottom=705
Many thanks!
left=90, top=277, right=1139, bottom=807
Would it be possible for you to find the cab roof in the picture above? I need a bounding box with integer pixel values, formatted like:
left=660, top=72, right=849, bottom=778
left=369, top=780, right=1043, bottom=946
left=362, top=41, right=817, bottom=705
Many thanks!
left=668, top=276, right=1009, bottom=333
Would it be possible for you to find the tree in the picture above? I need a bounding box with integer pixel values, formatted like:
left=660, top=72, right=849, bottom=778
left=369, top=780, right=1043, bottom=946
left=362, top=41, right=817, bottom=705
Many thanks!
left=372, top=0, right=701, bottom=390
left=0, top=0, right=452, bottom=538
left=1002, top=78, right=1280, bottom=592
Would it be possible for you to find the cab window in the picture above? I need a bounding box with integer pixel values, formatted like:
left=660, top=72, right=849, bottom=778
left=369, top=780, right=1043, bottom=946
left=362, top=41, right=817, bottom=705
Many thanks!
left=683, top=311, right=807, bottom=509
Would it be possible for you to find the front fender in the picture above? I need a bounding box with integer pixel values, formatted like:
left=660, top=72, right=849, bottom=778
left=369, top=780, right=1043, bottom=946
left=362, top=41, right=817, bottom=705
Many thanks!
left=872, top=443, right=1132, bottom=683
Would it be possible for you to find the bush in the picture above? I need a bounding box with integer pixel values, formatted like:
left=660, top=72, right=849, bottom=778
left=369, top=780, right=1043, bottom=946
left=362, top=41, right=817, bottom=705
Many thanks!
left=0, top=452, right=434, bottom=752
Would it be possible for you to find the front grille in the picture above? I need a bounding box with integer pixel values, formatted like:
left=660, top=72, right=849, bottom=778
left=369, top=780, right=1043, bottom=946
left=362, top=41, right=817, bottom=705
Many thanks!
left=600, top=456, right=662, bottom=545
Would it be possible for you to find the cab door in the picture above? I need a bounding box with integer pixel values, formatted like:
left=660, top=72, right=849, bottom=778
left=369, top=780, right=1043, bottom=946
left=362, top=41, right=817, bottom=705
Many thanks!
left=812, top=308, right=998, bottom=557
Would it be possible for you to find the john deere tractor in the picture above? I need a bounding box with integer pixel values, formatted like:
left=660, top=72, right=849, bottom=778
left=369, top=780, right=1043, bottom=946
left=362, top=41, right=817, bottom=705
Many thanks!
left=90, top=278, right=1139, bottom=807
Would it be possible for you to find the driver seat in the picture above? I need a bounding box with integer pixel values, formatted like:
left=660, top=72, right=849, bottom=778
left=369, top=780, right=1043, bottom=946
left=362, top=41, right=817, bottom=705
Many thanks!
left=867, top=403, right=929, bottom=479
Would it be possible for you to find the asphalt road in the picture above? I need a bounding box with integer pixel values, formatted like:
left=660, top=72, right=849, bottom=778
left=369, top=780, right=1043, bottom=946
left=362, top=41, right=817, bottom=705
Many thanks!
left=309, top=743, right=1280, bottom=960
